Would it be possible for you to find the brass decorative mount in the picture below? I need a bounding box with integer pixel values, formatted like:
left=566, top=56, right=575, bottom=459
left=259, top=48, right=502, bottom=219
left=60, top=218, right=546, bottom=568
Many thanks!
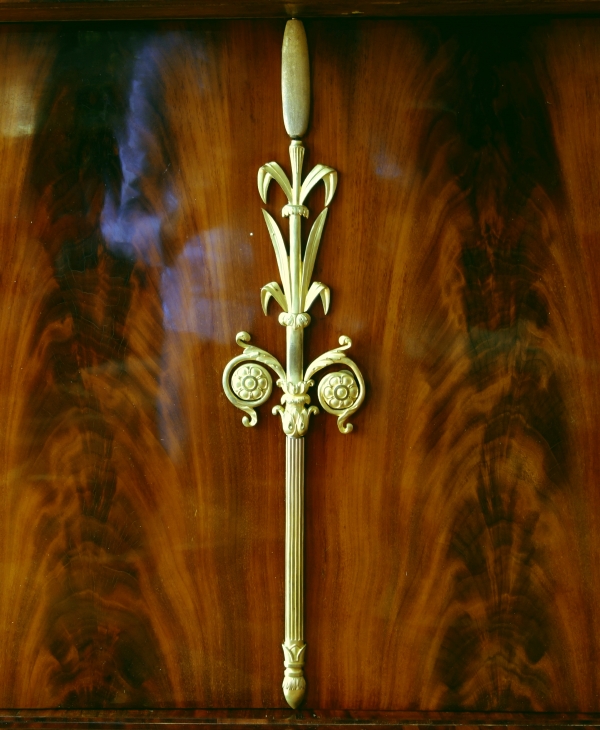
left=222, top=19, right=366, bottom=709
left=222, top=134, right=366, bottom=438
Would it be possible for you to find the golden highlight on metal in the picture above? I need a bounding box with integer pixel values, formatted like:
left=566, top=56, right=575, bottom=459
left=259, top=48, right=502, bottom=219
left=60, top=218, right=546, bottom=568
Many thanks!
left=222, top=18, right=366, bottom=709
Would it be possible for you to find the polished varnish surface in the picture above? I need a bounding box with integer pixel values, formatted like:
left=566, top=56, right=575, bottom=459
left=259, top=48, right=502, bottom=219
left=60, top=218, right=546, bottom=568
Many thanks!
left=1, top=17, right=600, bottom=713
left=1, top=1, right=600, bottom=23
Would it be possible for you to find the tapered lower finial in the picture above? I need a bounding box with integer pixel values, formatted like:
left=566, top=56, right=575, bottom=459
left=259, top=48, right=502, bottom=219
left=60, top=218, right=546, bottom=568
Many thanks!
left=283, top=678, right=306, bottom=709
left=283, top=640, right=306, bottom=708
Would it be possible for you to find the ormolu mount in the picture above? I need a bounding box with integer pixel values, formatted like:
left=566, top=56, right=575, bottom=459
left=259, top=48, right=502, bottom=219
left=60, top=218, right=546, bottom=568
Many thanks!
left=222, top=19, right=366, bottom=709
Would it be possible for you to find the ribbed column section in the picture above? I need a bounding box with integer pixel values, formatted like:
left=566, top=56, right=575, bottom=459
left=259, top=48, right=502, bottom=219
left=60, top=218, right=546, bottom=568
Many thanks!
left=285, top=436, right=304, bottom=641
left=282, top=436, right=306, bottom=709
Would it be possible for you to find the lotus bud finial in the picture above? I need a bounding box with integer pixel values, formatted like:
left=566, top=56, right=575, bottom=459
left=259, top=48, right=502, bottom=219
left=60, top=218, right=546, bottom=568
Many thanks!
left=282, top=19, right=310, bottom=139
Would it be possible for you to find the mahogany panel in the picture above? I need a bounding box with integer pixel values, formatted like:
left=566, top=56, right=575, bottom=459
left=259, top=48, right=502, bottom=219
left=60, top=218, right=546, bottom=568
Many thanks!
left=303, top=15, right=600, bottom=711
left=307, top=14, right=600, bottom=711
left=0, top=19, right=291, bottom=709
left=1, top=1, right=600, bottom=23
left=1, top=14, right=600, bottom=716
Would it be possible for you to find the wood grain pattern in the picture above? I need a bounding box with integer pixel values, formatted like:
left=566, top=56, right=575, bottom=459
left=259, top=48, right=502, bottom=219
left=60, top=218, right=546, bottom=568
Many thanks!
left=1, top=1, right=600, bottom=23
left=5, top=709, right=600, bottom=728
left=1, top=15, right=600, bottom=714
left=0, top=20, right=290, bottom=709
left=303, top=15, right=600, bottom=711
left=5, top=709, right=600, bottom=724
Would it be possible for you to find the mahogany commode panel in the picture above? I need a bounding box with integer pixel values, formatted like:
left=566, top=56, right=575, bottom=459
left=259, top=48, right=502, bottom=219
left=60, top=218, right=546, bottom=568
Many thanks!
left=0, top=14, right=599, bottom=720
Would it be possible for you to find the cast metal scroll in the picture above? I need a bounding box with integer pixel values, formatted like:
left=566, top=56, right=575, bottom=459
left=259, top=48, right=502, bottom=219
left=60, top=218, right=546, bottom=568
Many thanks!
left=222, top=19, right=366, bottom=708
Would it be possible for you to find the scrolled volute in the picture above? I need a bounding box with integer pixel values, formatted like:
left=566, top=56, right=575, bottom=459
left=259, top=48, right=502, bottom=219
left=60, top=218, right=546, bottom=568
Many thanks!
left=305, top=336, right=366, bottom=433
left=222, top=332, right=286, bottom=427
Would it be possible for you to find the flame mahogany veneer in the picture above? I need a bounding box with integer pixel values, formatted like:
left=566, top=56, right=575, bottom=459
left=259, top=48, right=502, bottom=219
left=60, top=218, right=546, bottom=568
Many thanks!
left=1, top=15, right=600, bottom=723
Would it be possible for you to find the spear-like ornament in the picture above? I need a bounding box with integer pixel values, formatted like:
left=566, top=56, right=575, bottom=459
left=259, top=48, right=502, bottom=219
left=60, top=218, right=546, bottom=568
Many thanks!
left=222, top=19, right=366, bottom=709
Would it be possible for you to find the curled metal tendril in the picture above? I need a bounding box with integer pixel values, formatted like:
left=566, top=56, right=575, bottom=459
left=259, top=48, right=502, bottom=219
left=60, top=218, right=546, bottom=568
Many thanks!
left=306, top=336, right=366, bottom=434
left=222, top=332, right=285, bottom=427
left=223, top=333, right=365, bottom=435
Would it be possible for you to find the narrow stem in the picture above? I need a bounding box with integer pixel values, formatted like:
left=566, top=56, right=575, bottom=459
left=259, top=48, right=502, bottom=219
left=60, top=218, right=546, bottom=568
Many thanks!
left=283, top=436, right=306, bottom=709
left=287, top=144, right=304, bottom=382
left=289, top=215, right=302, bottom=315
left=283, top=139, right=307, bottom=710
left=285, top=436, right=304, bottom=644
left=286, top=325, right=303, bottom=384
left=290, top=140, right=303, bottom=203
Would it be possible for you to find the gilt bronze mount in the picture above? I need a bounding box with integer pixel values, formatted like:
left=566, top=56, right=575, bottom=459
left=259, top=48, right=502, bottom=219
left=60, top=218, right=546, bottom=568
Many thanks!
left=222, top=19, right=366, bottom=709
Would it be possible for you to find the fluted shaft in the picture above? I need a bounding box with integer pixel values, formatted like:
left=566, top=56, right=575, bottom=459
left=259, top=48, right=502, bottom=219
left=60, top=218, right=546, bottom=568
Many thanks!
left=282, top=436, right=306, bottom=708
left=285, top=436, right=304, bottom=641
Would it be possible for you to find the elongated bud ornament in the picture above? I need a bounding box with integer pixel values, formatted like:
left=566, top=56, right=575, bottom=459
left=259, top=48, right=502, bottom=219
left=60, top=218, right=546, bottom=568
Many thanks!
left=282, top=19, right=310, bottom=139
